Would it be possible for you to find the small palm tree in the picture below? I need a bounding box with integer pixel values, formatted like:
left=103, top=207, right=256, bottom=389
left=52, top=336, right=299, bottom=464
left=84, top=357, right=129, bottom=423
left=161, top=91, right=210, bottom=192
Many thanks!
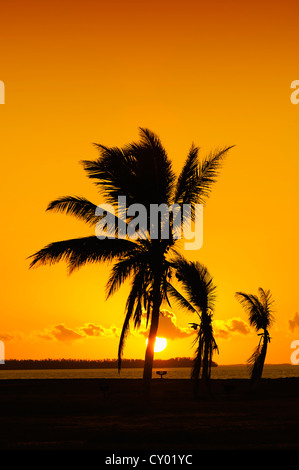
left=29, top=128, right=232, bottom=389
left=235, top=288, right=274, bottom=387
left=168, top=257, right=218, bottom=396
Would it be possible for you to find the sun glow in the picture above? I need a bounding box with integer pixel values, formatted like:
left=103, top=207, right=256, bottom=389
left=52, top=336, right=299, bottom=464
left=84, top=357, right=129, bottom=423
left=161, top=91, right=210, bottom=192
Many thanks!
left=146, top=337, right=167, bottom=353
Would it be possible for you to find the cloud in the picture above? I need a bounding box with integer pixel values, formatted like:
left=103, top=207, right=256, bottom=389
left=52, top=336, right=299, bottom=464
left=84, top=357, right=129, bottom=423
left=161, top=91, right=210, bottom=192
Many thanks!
left=158, top=310, right=195, bottom=339
left=289, top=313, right=299, bottom=332
left=131, top=311, right=251, bottom=342
left=1, top=314, right=251, bottom=346
left=135, top=310, right=195, bottom=340
left=214, top=317, right=251, bottom=339
left=39, top=323, right=120, bottom=343
left=0, top=333, right=13, bottom=341
left=50, top=324, right=84, bottom=342
left=80, top=323, right=120, bottom=338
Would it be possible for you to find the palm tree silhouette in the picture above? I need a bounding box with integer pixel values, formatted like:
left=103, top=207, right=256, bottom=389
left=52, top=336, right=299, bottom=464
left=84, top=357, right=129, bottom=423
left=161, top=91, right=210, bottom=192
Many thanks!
left=235, top=288, right=274, bottom=387
left=29, top=128, right=232, bottom=388
left=168, top=257, right=218, bottom=396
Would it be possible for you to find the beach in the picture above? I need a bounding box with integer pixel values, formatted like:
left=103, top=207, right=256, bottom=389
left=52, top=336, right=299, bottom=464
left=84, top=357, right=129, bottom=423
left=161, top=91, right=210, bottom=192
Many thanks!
left=0, top=377, right=298, bottom=453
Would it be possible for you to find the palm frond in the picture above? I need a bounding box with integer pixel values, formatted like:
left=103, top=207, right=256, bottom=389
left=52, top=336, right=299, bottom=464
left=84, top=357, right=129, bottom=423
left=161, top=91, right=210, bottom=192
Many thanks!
left=235, top=289, right=275, bottom=331
left=172, top=255, right=216, bottom=314
left=247, top=344, right=262, bottom=378
left=195, top=147, right=233, bottom=204
left=167, top=282, right=197, bottom=314
left=118, top=271, right=146, bottom=370
left=137, top=127, right=175, bottom=203
left=175, top=145, right=233, bottom=211
left=258, top=287, right=275, bottom=327
left=28, top=236, right=136, bottom=274
left=82, top=145, right=136, bottom=207
left=123, top=128, right=175, bottom=207
left=82, top=128, right=175, bottom=209
left=174, top=143, right=200, bottom=205
left=46, top=196, right=100, bottom=226
left=235, top=291, right=263, bottom=331
left=191, top=320, right=218, bottom=381
left=47, top=195, right=129, bottom=237
left=105, top=249, right=148, bottom=299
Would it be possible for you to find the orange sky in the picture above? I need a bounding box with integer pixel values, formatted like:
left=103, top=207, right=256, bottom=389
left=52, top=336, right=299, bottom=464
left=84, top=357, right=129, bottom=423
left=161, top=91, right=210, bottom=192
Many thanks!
left=0, top=0, right=299, bottom=364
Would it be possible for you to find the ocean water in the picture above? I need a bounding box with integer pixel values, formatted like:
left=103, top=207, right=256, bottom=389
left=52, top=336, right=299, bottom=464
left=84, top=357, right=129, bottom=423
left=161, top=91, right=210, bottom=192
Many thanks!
left=0, top=364, right=299, bottom=379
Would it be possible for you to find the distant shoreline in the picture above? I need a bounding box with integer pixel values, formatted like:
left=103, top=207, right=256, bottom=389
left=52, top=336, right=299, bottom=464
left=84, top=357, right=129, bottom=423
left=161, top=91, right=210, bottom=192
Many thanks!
left=1, top=359, right=294, bottom=370
left=1, top=358, right=218, bottom=370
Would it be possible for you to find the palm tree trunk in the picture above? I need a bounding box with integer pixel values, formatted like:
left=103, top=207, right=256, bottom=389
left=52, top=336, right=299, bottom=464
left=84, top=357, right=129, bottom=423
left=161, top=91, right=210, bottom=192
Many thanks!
left=202, top=343, right=209, bottom=381
left=200, top=315, right=214, bottom=395
left=256, top=332, right=268, bottom=380
left=201, top=340, right=211, bottom=394
left=143, top=271, right=162, bottom=386
left=250, top=330, right=268, bottom=389
left=192, top=338, right=203, bottom=398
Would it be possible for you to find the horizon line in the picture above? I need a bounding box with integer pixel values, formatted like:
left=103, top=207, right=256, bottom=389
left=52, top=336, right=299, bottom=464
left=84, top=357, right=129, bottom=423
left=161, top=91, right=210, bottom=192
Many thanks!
left=1, top=358, right=294, bottom=366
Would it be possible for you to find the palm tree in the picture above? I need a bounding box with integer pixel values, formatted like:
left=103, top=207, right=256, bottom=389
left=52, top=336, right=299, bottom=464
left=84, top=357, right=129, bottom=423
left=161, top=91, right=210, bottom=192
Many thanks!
left=168, top=257, right=218, bottom=396
left=235, top=288, right=274, bottom=387
left=29, top=128, right=233, bottom=388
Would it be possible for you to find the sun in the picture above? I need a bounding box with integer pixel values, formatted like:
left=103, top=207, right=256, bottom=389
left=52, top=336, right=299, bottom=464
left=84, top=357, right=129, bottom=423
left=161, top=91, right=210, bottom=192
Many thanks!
left=146, top=337, right=167, bottom=353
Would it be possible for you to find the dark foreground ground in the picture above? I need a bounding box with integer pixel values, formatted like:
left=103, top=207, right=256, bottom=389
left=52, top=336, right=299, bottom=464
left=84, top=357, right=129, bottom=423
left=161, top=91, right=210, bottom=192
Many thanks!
left=0, top=378, right=298, bottom=456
